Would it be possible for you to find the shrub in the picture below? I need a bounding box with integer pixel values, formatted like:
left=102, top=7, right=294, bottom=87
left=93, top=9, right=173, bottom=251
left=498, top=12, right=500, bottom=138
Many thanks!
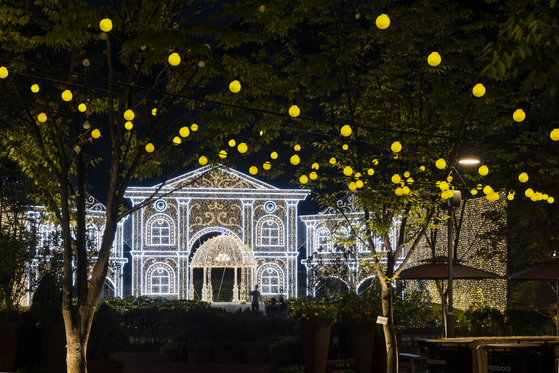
left=88, top=302, right=129, bottom=360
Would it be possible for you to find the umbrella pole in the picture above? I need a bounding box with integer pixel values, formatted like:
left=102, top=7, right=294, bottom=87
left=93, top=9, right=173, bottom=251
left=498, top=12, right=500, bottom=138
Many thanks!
left=556, top=280, right=558, bottom=337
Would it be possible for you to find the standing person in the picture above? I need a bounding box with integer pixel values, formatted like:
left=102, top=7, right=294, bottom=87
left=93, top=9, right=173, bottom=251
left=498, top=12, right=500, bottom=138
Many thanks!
left=249, top=286, right=261, bottom=311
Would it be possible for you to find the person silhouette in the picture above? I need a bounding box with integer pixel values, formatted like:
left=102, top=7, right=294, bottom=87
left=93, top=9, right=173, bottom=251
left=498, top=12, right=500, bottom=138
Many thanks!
left=249, top=286, right=261, bottom=311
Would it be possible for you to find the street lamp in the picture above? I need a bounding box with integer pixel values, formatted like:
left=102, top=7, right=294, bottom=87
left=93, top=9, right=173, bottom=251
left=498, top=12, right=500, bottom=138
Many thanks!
left=446, top=189, right=461, bottom=338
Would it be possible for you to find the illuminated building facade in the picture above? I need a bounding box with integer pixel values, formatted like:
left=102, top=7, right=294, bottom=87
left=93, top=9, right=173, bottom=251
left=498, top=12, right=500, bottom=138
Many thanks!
left=124, top=164, right=309, bottom=300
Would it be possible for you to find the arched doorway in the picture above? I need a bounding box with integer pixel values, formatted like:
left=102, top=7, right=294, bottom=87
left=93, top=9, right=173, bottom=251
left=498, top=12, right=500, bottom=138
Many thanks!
left=190, top=235, right=256, bottom=303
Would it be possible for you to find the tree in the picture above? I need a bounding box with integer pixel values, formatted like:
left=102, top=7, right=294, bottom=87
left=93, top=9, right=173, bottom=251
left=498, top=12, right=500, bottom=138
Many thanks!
left=0, top=1, right=258, bottom=371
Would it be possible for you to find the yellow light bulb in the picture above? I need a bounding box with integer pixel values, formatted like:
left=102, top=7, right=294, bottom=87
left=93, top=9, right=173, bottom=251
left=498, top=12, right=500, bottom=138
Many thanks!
left=0, top=66, right=8, bottom=79
left=376, top=14, right=390, bottom=29
left=31, top=84, right=39, bottom=93
left=507, top=193, right=514, bottom=201
left=180, top=127, right=190, bottom=137
left=348, top=182, right=357, bottom=191
left=151, top=108, right=157, bottom=116
left=37, top=113, right=47, bottom=123
left=404, top=171, right=410, bottom=178
left=173, top=136, right=181, bottom=145
left=330, top=157, right=336, bottom=165
left=471, top=189, right=478, bottom=196
left=427, top=52, right=441, bottom=66
left=78, top=103, right=87, bottom=112
left=518, top=172, right=529, bottom=183
left=249, top=165, right=258, bottom=175
left=191, top=123, right=198, bottom=131
left=420, top=166, right=425, bottom=171
left=145, top=143, right=154, bottom=153
left=124, top=109, right=134, bottom=121
left=355, top=172, right=362, bottom=179
left=395, top=187, right=403, bottom=196
left=289, top=105, right=300, bottom=117
left=263, top=161, right=271, bottom=170
left=548, top=197, right=555, bottom=204
left=402, top=186, right=410, bottom=194
left=391, top=141, right=402, bottom=153
left=99, top=18, right=113, bottom=32
left=238, top=142, right=248, bottom=153
left=478, top=165, right=489, bottom=176
left=61, top=90, right=73, bottom=102
left=290, top=155, right=300, bottom=165
left=525, top=188, right=534, bottom=197
left=125, top=121, right=133, bottom=130
left=343, top=166, right=353, bottom=176
left=472, top=83, right=486, bottom=98
left=340, top=125, right=352, bottom=137
left=439, top=181, right=449, bottom=191
left=294, top=144, right=301, bottom=151
left=168, top=53, right=181, bottom=66
left=299, top=175, right=309, bottom=184
left=483, top=185, right=493, bottom=195
left=342, top=144, right=349, bottom=150
left=513, top=109, right=526, bottom=122
left=391, top=174, right=401, bottom=184
left=219, top=150, right=227, bottom=159
left=368, top=169, right=374, bottom=176
left=550, top=129, right=559, bottom=141
left=407, top=177, right=414, bottom=184
left=229, top=80, right=241, bottom=93
left=228, top=139, right=236, bottom=147
left=199, top=156, right=208, bottom=165
left=310, top=171, right=317, bottom=180
left=271, top=151, right=278, bottom=159
left=312, top=163, right=319, bottom=170
left=435, top=158, right=446, bottom=169
left=91, top=129, right=101, bottom=139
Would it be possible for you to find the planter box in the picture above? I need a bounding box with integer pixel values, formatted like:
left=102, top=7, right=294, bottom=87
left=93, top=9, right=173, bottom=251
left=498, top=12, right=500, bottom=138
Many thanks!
left=88, top=360, right=124, bottom=373
left=187, top=349, right=211, bottom=364
left=214, top=350, right=241, bottom=363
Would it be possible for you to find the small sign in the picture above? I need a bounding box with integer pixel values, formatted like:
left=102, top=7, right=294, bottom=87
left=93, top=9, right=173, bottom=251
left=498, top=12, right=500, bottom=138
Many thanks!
left=377, top=316, right=388, bottom=325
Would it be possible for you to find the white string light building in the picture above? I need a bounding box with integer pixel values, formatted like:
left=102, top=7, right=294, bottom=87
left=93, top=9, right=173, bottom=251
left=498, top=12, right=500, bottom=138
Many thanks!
left=124, top=164, right=310, bottom=300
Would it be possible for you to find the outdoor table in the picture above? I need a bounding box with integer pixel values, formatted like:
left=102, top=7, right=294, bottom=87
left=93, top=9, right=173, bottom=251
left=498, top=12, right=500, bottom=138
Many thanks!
left=507, top=338, right=557, bottom=373
left=424, top=338, right=475, bottom=373
left=482, top=343, right=542, bottom=373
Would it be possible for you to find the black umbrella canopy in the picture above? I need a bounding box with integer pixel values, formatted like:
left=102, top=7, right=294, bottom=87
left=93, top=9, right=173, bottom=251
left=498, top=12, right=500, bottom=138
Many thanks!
left=504, top=265, right=559, bottom=281
left=399, top=256, right=502, bottom=280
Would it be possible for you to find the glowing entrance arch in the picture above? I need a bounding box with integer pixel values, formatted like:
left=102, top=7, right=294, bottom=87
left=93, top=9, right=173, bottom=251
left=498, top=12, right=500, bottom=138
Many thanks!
left=187, top=226, right=241, bottom=254
left=190, top=235, right=256, bottom=303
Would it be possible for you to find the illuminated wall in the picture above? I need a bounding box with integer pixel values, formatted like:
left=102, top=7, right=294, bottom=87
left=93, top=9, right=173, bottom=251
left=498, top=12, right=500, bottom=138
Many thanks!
left=124, top=164, right=309, bottom=300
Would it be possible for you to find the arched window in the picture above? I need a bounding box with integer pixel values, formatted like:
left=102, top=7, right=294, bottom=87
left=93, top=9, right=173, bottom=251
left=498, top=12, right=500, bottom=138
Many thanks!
left=86, top=225, right=99, bottom=251
left=315, top=228, right=331, bottom=253
left=261, top=220, right=280, bottom=246
left=261, top=267, right=280, bottom=295
left=149, top=267, right=171, bottom=294
left=148, top=217, right=172, bottom=245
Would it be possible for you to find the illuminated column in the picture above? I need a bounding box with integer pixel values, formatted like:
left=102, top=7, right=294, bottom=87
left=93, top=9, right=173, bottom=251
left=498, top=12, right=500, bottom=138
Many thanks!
left=178, top=198, right=191, bottom=300
left=207, top=267, right=213, bottom=303
left=232, top=267, right=239, bottom=303
left=189, top=266, right=194, bottom=300
left=240, top=267, right=247, bottom=302
left=202, top=267, right=208, bottom=302
left=132, top=252, right=142, bottom=296
left=241, top=199, right=255, bottom=248
left=286, top=200, right=299, bottom=297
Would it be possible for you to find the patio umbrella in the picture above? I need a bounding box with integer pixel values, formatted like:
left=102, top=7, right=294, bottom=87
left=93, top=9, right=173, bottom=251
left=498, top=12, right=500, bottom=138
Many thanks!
left=504, top=258, right=559, bottom=336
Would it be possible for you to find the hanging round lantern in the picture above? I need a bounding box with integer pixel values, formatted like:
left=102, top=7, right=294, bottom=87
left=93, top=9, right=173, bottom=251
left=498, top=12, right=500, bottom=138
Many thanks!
left=290, top=154, right=300, bottom=165
left=391, top=141, right=402, bottom=153
left=518, top=172, right=529, bottom=183
left=435, top=158, right=446, bottom=169
left=31, top=84, right=40, bottom=93
left=300, top=175, right=309, bottom=184
left=263, top=161, right=271, bottom=170
left=180, top=127, right=190, bottom=137
left=348, top=182, right=357, bottom=191
left=125, top=121, right=133, bottom=130
left=173, top=136, right=181, bottom=145
left=99, top=18, right=112, bottom=32
left=330, top=157, right=336, bottom=165
left=343, top=166, right=353, bottom=176
left=391, top=174, right=401, bottom=184
left=91, top=129, right=101, bottom=139
left=404, top=171, right=410, bottom=178
left=289, top=105, right=300, bottom=118
left=439, top=181, right=449, bottom=191
left=394, top=187, right=403, bottom=196
left=78, top=103, right=87, bottom=112
left=550, top=129, right=559, bottom=141
left=513, top=109, right=526, bottom=122
left=271, top=151, right=278, bottom=159
left=0, top=66, right=8, bottom=79
left=472, top=83, right=486, bottom=97
left=145, top=143, right=154, bottom=153
left=530, top=193, right=538, bottom=202
left=507, top=192, right=514, bottom=201
left=83, top=121, right=91, bottom=129
left=402, top=186, right=410, bottom=194
left=427, top=52, right=441, bottom=66
left=483, top=185, right=493, bottom=195
left=355, top=172, right=362, bottom=179
left=259, top=130, right=264, bottom=136
left=340, top=124, right=352, bottom=137
left=228, top=139, right=236, bottom=147
left=199, top=156, right=208, bottom=166
left=259, top=5, right=265, bottom=12
left=407, top=177, right=414, bottom=184
left=356, top=180, right=364, bottom=188
left=471, top=189, right=478, bottom=196
left=342, top=144, right=349, bottom=150
left=543, top=194, right=549, bottom=200
left=376, top=14, right=390, bottom=29
left=229, top=80, right=241, bottom=93
left=294, top=144, right=301, bottom=151
left=219, top=150, right=227, bottom=159
left=151, top=108, right=157, bottom=116
left=249, top=165, right=258, bottom=175
left=312, top=163, right=319, bottom=170
left=191, top=123, right=198, bottom=131
left=368, top=169, right=374, bottom=176
left=548, top=197, right=555, bottom=204
left=61, top=90, right=73, bottom=102
left=420, top=165, right=425, bottom=171
left=525, top=188, right=534, bottom=197
left=238, top=142, right=248, bottom=153
left=168, top=53, right=181, bottom=66
left=478, top=165, right=489, bottom=176
left=310, top=171, right=317, bottom=180
left=37, top=113, right=47, bottom=123
left=124, top=109, right=135, bottom=121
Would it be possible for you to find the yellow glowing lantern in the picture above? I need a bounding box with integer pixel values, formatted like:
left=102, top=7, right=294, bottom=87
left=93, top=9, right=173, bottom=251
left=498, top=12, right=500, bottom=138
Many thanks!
left=483, top=185, right=493, bottom=195
left=340, top=125, right=352, bottom=137
left=145, top=143, right=154, bottom=153
left=395, top=187, right=403, bottom=196
left=172, top=136, right=181, bottom=145
left=493, top=192, right=500, bottom=200
left=472, top=83, right=486, bottom=97
left=219, top=150, right=227, bottom=159
left=391, top=141, right=402, bottom=153
left=199, top=156, right=208, bottom=166
left=439, top=181, right=449, bottom=191
left=310, top=171, right=317, bottom=180
left=294, top=144, right=301, bottom=151
left=513, top=109, right=526, bottom=122
left=530, top=194, right=538, bottom=202
left=548, top=197, right=555, bottom=204
left=259, top=5, right=265, bottom=12
left=168, top=53, right=181, bottom=66
left=312, top=163, right=319, bottom=170
left=0, top=67, right=8, bottom=79
left=99, top=18, right=112, bottom=32
left=420, top=165, right=425, bottom=171
left=289, top=105, right=300, bottom=117
left=391, top=174, right=401, bottom=184
left=402, top=186, right=410, bottom=195
left=355, top=172, right=362, bottom=179
left=290, top=155, right=300, bottom=165
left=342, top=144, right=349, bottom=150
left=403, top=171, right=410, bottom=178
left=38, top=113, right=47, bottom=123
left=91, top=129, right=101, bottom=139
left=376, top=14, right=390, bottom=29
left=151, top=108, right=157, bottom=116
left=471, top=189, right=478, bottom=195
left=271, top=151, right=278, bottom=159
left=228, top=139, right=236, bottom=147
left=407, top=177, right=414, bottom=184
left=543, top=194, right=549, bottom=200
left=31, top=84, right=39, bottom=93
left=368, top=169, right=374, bottom=176
left=518, top=172, right=529, bottom=183
left=478, top=165, right=489, bottom=176
left=229, top=80, right=241, bottom=93
left=180, top=127, right=190, bottom=137
left=447, top=176, right=453, bottom=182
left=125, top=121, right=133, bottom=130
left=263, top=161, right=271, bottom=170
left=300, top=175, right=309, bottom=184
left=477, top=184, right=483, bottom=190
left=124, top=109, right=134, bottom=121
left=238, top=142, right=248, bottom=153
left=427, top=52, right=441, bottom=66
left=330, top=157, right=336, bottom=165
left=83, top=121, right=90, bottom=129
left=550, top=129, right=559, bottom=141
left=61, top=90, right=73, bottom=102
left=249, top=166, right=258, bottom=175
left=78, top=103, right=87, bottom=112
left=356, top=180, right=364, bottom=188
left=435, top=158, right=446, bottom=169
left=259, top=130, right=264, bottom=136
left=507, top=192, right=514, bottom=201
left=349, top=182, right=357, bottom=191
left=525, top=188, right=534, bottom=197
left=343, top=166, right=353, bottom=176
left=191, top=123, right=198, bottom=131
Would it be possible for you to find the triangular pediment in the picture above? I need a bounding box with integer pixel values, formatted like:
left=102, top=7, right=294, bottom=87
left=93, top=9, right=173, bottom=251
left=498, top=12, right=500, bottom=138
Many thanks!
left=161, top=164, right=278, bottom=191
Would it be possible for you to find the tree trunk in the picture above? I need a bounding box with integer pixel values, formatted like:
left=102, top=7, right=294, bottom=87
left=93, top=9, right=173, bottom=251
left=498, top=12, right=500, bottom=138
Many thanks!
left=381, top=284, right=398, bottom=373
